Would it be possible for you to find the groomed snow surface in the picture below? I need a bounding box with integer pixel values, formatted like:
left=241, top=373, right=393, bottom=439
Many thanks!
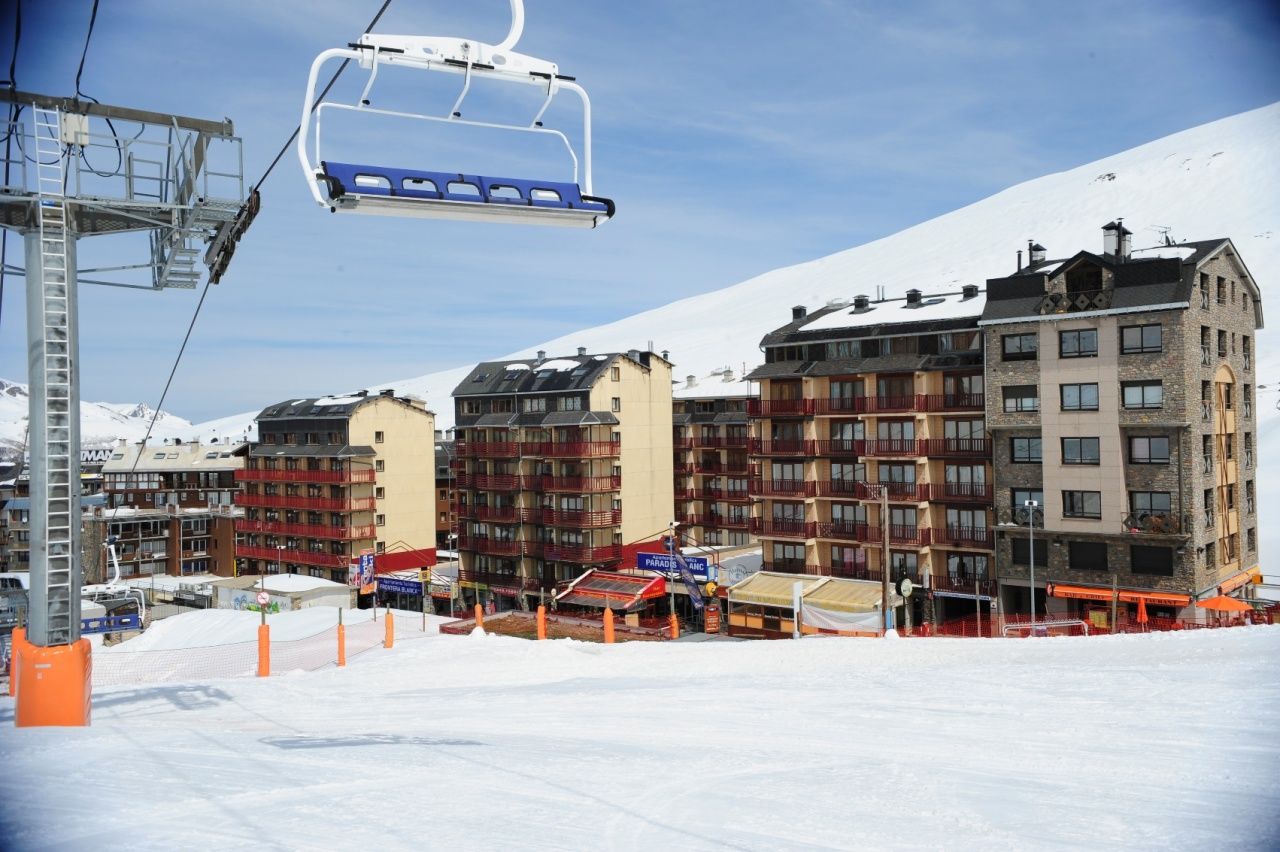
left=2, top=627, right=1278, bottom=850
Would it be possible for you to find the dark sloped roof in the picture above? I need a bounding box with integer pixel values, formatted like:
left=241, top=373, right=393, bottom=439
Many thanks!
left=541, top=411, right=620, bottom=427
left=454, top=352, right=651, bottom=398
left=249, top=444, right=375, bottom=459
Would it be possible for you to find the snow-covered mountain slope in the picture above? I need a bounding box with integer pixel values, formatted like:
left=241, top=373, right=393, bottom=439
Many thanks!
left=0, top=378, right=196, bottom=461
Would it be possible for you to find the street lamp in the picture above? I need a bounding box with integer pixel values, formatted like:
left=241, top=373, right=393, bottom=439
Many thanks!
left=275, top=543, right=285, bottom=576
left=1015, top=500, right=1043, bottom=635
left=862, top=484, right=892, bottom=634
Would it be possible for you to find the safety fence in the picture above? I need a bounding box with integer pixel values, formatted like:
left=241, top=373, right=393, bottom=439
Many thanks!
left=91, top=613, right=435, bottom=689
left=907, top=610, right=1276, bottom=640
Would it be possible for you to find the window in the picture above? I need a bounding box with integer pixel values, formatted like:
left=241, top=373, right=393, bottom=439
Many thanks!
left=375, top=514, right=386, bottom=526
left=523, top=397, right=547, bottom=413
left=611, top=397, right=621, bottom=412
left=1129, top=492, right=1171, bottom=515
left=611, top=366, right=620, bottom=382
left=1060, top=383, right=1099, bottom=412
left=1120, top=324, right=1162, bottom=354
left=1059, top=329, right=1098, bottom=358
left=560, top=396, right=583, bottom=411
left=1003, top=385, right=1039, bottom=413
left=1068, top=541, right=1107, bottom=571
left=374, top=431, right=384, bottom=444
left=1062, top=490, right=1102, bottom=519
left=1010, top=437, right=1041, bottom=463
left=1002, top=333, right=1038, bottom=361
left=1131, top=545, right=1174, bottom=576
left=1012, top=488, right=1043, bottom=508
left=375, top=460, right=385, bottom=472
left=1129, top=436, right=1170, bottom=464
left=1011, top=537, right=1048, bottom=567
left=1216, top=276, right=1227, bottom=305
left=1061, top=437, right=1100, bottom=465
left=1247, top=528, right=1256, bottom=553
left=1122, top=381, right=1163, bottom=409
left=375, top=487, right=385, bottom=499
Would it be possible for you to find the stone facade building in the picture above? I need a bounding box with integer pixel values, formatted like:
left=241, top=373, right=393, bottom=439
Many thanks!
left=980, top=223, right=1262, bottom=623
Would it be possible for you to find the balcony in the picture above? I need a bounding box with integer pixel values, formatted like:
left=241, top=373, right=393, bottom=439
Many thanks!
left=532, top=475, right=622, bottom=493
left=462, top=441, right=520, bottom=459
left=235, top=544, right=348, bottom=568
left=747, top=399, right=813, bottom=417
left=918, top=438, right=991, bottom=458
left=540, top=509, right=621, bottom=528
left=682, top=487, right=752, bottom=502
left=237, top=468, right=375, bottom=484
left=813, top=439, right=862, bottom=457
left=888, top=525, right=930, bottom=547
left=811, top=397, right=862, bottom=416
left=930, top=573, right=997, bottom=597
left=933, top=526, right=994, bottom=548
left=689, top=514, right=749, bottom=530
left=458, top=536, right=523, bottom=557
left=673, top=463, right=695, bottom=475
left=748, top=438, right=813, bottom=457
left=815, top=521, right=874, bottom=542
left=1121, top=512, right=1186, bottom=536
left=527, top=441, right=621, bottom=458
left=748, top=518, right=814, bottom=539
left=929, top=482, right=993, bottom=503
left=237, top=493, right=375, bottom=512
left=237, top=520, right=376, bottom=540
left=543, top=543, right=622, bottom=563
left=749, top=478, right=812, bottom=497
left=456, top=473, right=522, bottom=491
left=760, top=560, right=823, bottom=574
left=919, top=393, right=985, bottom=412
left=458, top=568, right=540, bottom=591
left=457, top=505, right=521, bottom=523
left=857, top=439, right=918, bottom=458
left=812, top=480, right=926, bottom=501
left=865, top=395, right=918, bottom=414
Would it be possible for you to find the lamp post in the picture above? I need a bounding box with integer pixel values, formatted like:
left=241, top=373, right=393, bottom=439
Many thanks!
left=1024, top=499, right=1039, bottom=635
left=863, top=484, right=892, bottom=634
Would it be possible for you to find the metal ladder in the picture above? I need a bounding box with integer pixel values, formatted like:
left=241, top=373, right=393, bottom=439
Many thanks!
left=32, top=107, right=76, bottom=645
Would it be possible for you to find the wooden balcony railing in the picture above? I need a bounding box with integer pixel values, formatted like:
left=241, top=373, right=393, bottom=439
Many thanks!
left=747, top=399, right=813, bottom=417
left=749, top=478, right=813, bottom=497
left=540, top=509, right=621, bottom=528
left=531, top=475, right=622, bottom=493
left=543, top=543, right=622, bottom=563
left=747, top=439, right=813, bottom=456
left=933, top=526, right=994, bottom=548
left=527, top=441, right=621, bottom=458
left=814, top=521, right=874, bottom=542
left=917, top=438, right=991, bottom=458
left=236, top=493, right=375, bottom=512
left=456, top=505, right=521, bottom=522
left=748, top=518, right=815, bottom=538
left=457, top=536, right=523, bottom=557
left=237, top=468, right=375, bottom=484
left=928, top=483, right=993, bottom=503
left=235, top=544, right=348, bottom=568
left=237, top=520, right=375, bottom=540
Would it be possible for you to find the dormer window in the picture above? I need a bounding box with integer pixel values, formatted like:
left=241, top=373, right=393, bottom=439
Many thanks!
left=1064, top=263, right=1102, bottom=294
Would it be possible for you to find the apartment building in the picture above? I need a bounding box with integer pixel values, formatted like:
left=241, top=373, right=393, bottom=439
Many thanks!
left=745, top=288, right=993, bottom=623
left=981, top=223, right=1262, bottom=621
left=88, top=438, right=248, bottom=579
left=234, top=390, right=437, bottom=584
left=672, top=370, right=753, bottom=548
left=452, top=348, right=674, bottom=610
left=435, top=436, right=457, bottom=549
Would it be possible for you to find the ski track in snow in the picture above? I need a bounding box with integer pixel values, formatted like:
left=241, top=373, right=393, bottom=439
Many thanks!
left=2, top=627, right=1278, bottom=850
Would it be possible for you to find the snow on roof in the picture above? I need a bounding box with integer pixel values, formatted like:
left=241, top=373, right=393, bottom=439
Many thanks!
left=503, top=363, right=531, bottom=371
left=534, top=359, right=585, bottom=372
left=120, top=574, right=220, bottom=592
left=1129, top=245, right=1198, bottom=260
left=798, top=292, right=986, bottom=333
left=252, top=573, right=347, bottom=593
left=673, top=376, right=755, bottom=399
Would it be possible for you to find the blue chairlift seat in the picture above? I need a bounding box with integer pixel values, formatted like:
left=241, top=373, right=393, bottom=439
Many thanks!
left=319, top=161, right=614, bottom=228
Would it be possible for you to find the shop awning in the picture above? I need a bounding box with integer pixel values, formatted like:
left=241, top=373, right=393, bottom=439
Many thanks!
left=803, top=577, right=901, bottom=613
left=728, top=572, right=825, bottom=608
left=1218, top=566, right=1261, bottom=595
left=1048, top=583, right=1190, bottom=608
left=555, top=570, right=665, bottom=612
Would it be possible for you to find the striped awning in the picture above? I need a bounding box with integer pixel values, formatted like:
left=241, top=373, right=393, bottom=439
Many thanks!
left=1048, top=583, right=1190, bottom=608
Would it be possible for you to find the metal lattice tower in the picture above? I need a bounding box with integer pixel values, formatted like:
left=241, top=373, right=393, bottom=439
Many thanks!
left=1, top=91, right=249, bottom=673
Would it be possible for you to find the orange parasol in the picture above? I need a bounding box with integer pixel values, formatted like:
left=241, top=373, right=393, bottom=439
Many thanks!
left=1136, top=596, right=1149, bottom=624
left=1195, top=594, right=1253, bottom=613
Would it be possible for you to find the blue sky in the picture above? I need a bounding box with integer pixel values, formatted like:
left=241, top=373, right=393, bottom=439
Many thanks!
left=1, top=0, right=1278, bottom=421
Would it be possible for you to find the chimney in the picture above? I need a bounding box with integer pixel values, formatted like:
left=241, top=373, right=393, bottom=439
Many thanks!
left=380, top=389, right=394, bottom=397
left=536, top=350, right=546, bottom=362
left=686, top=374, right=697, bottom=388
left=577, top=346, right=587, bottom=356
left=1029, top=242, right=1046, bottom=265
left=1016, top=249, right=1022, bottom=270
left=1103, top=219, right=1133, bottom=261
left=905, top=289, right=922, bottom=305
left=722, top=368, right=735, bottom=382
left=961, top=284, right=979, bottom=300
left=661, top=350, right=669, bottom=361
left=627, top=349, right=641, bottom=363
left=356, top=390, right=368, bottom=397
left=791, top=305, right=807, bottom=321
left=853, top=294, right=870, bottom=311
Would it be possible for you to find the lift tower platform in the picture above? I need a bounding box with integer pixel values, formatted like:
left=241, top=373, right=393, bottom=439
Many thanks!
left=1, top=91, right=249, bottom=726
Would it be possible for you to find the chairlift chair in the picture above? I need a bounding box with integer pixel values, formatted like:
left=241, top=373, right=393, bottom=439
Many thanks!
left=297, top=0, right=614, bottom=228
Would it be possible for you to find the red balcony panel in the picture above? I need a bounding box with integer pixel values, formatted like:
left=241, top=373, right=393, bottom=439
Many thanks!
left=237, top=468, right=376, bottom=484
left=535, top=476, right=622, bottom=493
left=812, top=397, right=865, bottom=416
left=747, top=399, right=813, bottom=417
left=929, top=483, right=994, bottom=503
left=747, top=439, right=813, bottom=456
left=811, top=479, right=927, bottom=502
left=866, top=395, right=919, bottom=414
left=235, top=544, right=348, bottom=568
left=237, top=520, right=375, bottom=540
left=935, top=527, right=994, bottom=548
left=541, top=509, right=621, bottom=528
left=674, top=463, right=695, bottom=474
left=458, top=568, right=542, bottom=590
left=673, top=436, right=696, bottom=449
left=467, top=474, right=522, bottom=491
left=543, top=544, right=622, bottom=563
left=813, top=439, right=864, bottom=457
left=919, top=393, right=985, bottom=412
left=918, top=438, right=991, bottom=458
left=815, top=521, right=874, bottom=542
left=888, top=525, right=930, bottom=547
left=236, top=493, right=375, bottom=512
left=748, top=518, right=814, bottom=538
left=686, top=514, right=749, bottom=530
left=464, top=441, right=520, bottom=459
left=858, top=439, right=918, bottom=457
left=748, top=478, right=812, bottom=497
left=929, top=574, right=997, bottom=597
left=525, top=441, right=621, bottom=458
left=458, top=505, right=522, bottom=522
left=760, top=561, right=828, bottom=575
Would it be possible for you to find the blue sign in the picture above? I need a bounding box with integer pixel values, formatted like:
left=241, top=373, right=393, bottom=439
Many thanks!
left=637, top=552, right=714, bottom=581
left=377, top=577, right=422, bottom=596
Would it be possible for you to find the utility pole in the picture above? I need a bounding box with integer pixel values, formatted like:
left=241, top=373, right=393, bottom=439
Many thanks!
left=1025, top=499, right=1039, bottom=636
left=880, top=486, right=891, bottom=634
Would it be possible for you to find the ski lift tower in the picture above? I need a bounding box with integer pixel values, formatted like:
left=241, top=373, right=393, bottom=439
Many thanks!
left=0, top=90, right=251, bottom=726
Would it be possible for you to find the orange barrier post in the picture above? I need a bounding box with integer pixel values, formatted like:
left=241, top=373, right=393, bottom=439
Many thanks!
left=536, top=605, right=547, bottom=640
left=257, top=624, right=270, bottom=677
left=7, top=626, right=23, bottom=697
left=384, top=610, right=395, bottom=649
left=669, top=613, right=680, bottom=640
left=14, top=639, right=92, bottom=727
left=603, top=607, right=615, bottom=644
left=337, top=626, right=346, bottom=668
left=474, top=603, right=484, bottom=629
